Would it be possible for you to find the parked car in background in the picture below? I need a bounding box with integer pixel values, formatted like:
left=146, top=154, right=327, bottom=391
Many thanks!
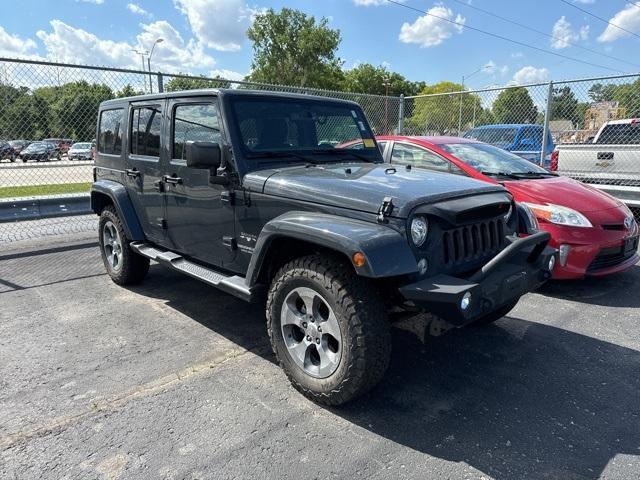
left=464, top=124, right=554, bottom=168
left=67, top=142, right=93, bottom=161
left=371, top=135, right=639, bottom=280
left=43, top=138, right=74, bottom=155
left=553, top=118, right=640, bottom=210
left=18, top=141, right=60, bottom=162
left=0, top=141, right=16, bottom=162
left=8, top=140, right=31, bottom=157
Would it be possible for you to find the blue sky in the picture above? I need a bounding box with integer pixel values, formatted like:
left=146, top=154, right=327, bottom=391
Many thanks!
left=1, top=0, right=639, bottom=88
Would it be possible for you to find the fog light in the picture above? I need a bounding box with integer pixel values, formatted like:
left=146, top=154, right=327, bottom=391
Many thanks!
left=558, top=244, right=570, bottom=267
left=548, top=255, right=556, bottom=272
left=460, top=292, right=472, bottom=310
left=417, top=258, right=428, bottom=275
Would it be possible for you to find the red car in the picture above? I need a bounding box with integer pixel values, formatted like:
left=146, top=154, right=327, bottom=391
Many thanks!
left=360, top=135, right=639, bottom=279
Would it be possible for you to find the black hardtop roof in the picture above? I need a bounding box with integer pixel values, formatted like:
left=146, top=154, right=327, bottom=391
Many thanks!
left=100, top=88, right=361, bottom=109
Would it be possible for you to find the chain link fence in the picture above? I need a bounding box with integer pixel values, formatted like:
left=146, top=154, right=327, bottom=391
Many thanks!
left=2, top=57, right=640, bottom=243
left=403, top=76, right=640, bottom=218
left=0, top=58, right=401, bottom=243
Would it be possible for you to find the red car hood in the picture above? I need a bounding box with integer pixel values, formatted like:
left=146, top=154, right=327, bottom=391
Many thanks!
left=502, top=176, right=623, bottom=213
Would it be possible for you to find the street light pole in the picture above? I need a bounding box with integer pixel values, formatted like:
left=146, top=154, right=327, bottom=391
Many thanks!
left=383, top=77, right=391, bottom=134
left=132, top=49, right=149, bottom=92
left=458, top=64, right=492, bottom=135
left=147, top=38, right=164, bottom=94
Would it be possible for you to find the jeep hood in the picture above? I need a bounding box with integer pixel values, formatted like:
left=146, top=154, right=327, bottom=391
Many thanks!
left=243, top=163, right=507, bottom=218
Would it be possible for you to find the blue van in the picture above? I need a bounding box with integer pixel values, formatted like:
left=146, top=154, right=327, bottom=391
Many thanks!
left=463, top=124, right=555, bottom=168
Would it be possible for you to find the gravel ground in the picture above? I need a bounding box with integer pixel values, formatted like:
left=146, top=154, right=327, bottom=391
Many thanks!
left=0, top=234, right=639, bottom=480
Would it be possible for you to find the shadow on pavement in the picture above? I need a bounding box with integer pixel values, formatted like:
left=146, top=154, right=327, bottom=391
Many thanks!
left=131, top=265, right=640, bottom=480
left=538, top=264, right=640, bottom=308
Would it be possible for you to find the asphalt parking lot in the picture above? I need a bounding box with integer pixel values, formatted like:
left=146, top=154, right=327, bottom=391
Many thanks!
left=1, top=232, right=639, bottom=480
left=0, top=157, right=93, bottom=187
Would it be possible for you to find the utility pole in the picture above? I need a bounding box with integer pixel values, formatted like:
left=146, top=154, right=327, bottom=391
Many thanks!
left=132, top=49, right=149, bottom=92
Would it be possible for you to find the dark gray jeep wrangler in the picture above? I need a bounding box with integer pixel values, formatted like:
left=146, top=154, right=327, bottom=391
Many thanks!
left=91, top=89, right=555, bottom=405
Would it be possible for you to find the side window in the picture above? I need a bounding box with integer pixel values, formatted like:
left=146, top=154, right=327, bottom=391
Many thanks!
left=391, top=143, right=450, bottom=172
left=173, top=103, right=221, bottom=160
left=377, top=141, right=387, bottom=154
left=131, top=106, right=162, bottom=157
left=345, top=141, right=364, bottom=149
left=98, top=109, right=123, bottom=155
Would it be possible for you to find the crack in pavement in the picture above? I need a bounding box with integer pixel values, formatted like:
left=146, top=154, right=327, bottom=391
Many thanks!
left=0, top=341, right=271, bottom=450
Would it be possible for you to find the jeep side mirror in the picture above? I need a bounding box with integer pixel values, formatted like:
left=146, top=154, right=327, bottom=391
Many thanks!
left=186, top=142, right=221, bottom=169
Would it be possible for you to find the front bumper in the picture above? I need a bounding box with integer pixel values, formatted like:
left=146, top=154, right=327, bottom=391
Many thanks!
left=399, top=231, right=555, bottom=326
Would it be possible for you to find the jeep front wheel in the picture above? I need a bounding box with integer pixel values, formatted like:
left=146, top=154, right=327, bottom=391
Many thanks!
left=98, top=205, right=149, bottom=285
left=266, top=255, right=391, bottom=406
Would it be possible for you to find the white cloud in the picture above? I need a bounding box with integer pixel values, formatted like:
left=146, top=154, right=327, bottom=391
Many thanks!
left=511, top=51, right=524, bottom=58
left=597, top=4, right=640, bottom=43
left=399, top=5, right=465, bottom=47
left=510, top=66, right=549, bottom=85
left=210, top=68, right=245, bottom=81
left=0, top=26, right=38, bottom=58
left=573, top=0, right=595, bottom=4
left=76, top=0, right=104, bottom=4
left=174, top=0, right=256, bottom=52
left=127, top=3, right=152, bottom=18
left=353, top=0, right=403, bottom=5
left=35, top=19, right=215, bottom=72
left=550, top=16, right=589, bottom=49
left=499, top=65, right=509, bottom=76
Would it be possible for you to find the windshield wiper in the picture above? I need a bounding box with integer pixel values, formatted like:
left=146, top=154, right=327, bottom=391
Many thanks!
left=509, top=171, right=558, bottom=178
left=311, top=149, right=376, bottom=163
left=480, top=170, right=521, bottom=179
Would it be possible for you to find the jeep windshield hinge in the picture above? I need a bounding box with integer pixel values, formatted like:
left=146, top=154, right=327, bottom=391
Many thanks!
left=377, top=196, right=394, bottom=223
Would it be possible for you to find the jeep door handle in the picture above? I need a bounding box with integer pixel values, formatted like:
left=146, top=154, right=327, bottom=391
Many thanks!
left=597, top=152, right=614, bottom=160
left=163, top=175, right=182, bottom=185
left=125, top=168, right=140, bottom=178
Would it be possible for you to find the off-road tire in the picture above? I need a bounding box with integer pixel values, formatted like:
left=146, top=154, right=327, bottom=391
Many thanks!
left=266, top=255, right=391, bottom=406
left=98, top=205, right=149, bottom=285
left=472, top=299, right=519, bottom=326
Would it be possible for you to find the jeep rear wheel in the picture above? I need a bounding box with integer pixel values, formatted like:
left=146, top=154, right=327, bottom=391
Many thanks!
left=98, top=205, right=149, bottom=285
left=267, top=255, right=391, bottom=406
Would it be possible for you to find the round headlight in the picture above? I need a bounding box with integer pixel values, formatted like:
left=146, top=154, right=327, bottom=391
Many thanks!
left=410, top=216, right=428, bottom=247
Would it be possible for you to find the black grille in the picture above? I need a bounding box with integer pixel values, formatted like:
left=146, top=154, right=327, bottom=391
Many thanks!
left=443, top=219, right=504, bottom=265
left=588, top=239, right=638, bottom=272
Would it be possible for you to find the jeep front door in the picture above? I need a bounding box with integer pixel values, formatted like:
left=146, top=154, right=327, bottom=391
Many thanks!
left=163, top=99, right=236, bottom=269
left=125, top=102, right=166, bottom=245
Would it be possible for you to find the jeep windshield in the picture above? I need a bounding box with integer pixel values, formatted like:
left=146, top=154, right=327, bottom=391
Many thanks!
left=229, top=96, right=382, bottom=166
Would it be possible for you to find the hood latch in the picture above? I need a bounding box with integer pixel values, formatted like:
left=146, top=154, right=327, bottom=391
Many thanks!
left=377, top=196, right=394, bottom=223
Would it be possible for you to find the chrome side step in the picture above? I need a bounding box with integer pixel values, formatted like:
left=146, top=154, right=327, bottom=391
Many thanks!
left=130, top=242, right=262, bottom=302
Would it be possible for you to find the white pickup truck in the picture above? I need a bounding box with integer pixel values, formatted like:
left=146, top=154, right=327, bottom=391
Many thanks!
left=552, top=119, right=640, bottom=208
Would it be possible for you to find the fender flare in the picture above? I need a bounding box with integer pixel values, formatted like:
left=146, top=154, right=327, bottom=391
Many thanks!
left=90, top=180, right=144, bottom=241
left=246, top=211, right=418, bottom=286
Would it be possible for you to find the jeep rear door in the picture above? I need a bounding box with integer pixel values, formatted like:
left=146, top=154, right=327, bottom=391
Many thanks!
left=125, top=101, right=166, bottom=245
left=163, top=97, right=237, bottom=269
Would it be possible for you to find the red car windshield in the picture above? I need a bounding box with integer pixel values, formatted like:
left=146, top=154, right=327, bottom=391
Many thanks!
left=439, top=142, right=548, bottom=175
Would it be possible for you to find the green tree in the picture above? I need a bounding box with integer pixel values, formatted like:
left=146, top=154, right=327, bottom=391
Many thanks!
left=33, top=81, right=114, bottom=140
left=246, top=8, right=344, bottom=89
left=406, top=82, right=487, bottom=135
left=549, top=86, right=579, bottom=126
left=492, top=87, right=538, bottom=124
left=165, top=75, right=232, bottom=92
left=588, top=83, right=618, bottom=102
left=612, top=78, right=640, bottom=117
left=116, top=84, right=144, bottom=98
left=342, top=63, right=423, bottom=96
left=575, top=102, right=590, bottom=129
